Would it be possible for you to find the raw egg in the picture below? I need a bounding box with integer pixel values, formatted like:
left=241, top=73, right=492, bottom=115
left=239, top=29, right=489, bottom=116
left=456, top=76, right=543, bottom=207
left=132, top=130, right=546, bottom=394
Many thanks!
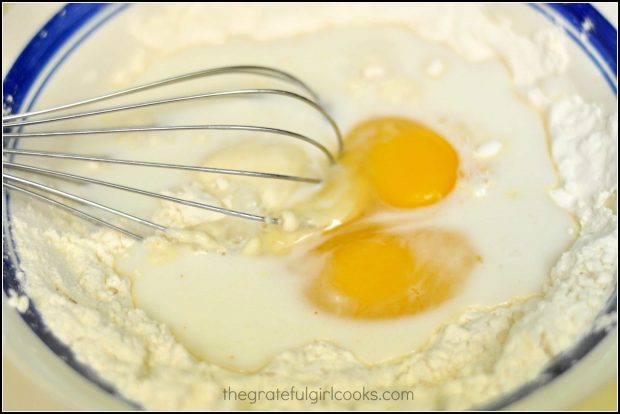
left=306, top=224, right=479, bottom=318
left=302, top=117, right=466, bottom=319
left=344, top=117, right=459, bottom=209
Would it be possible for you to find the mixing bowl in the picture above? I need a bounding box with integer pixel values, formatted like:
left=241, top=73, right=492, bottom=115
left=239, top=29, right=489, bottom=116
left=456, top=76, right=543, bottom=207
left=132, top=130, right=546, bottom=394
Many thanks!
left=2, top=3, right=617, bottom=410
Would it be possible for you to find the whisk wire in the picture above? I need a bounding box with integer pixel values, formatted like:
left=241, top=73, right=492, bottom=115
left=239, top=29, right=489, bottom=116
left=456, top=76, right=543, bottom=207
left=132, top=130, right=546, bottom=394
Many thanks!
left=4, top=122, right=336, bottom=164
left=2, top=89, right=342, bottom=158
left=4, top=174, right=166, bottom=232
left=3, top=148, right=322, bottom=183
left=2, top=65, right=340, bottom=238
left=4, top=162, right=278, bottom=224
left=3, top=182, right=144, bottom=240
left=2, top=65, right=321, bottom=121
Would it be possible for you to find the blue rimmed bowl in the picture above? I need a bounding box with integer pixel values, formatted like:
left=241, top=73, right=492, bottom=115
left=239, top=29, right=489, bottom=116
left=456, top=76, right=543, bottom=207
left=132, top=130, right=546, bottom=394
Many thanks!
left=2, top=3, right=617, bottom=410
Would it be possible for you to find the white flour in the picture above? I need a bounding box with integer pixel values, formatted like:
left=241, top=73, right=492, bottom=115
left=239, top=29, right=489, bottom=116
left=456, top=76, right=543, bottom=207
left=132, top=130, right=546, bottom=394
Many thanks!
left=7, top=4, right=618, bottom=410
left=7, top=288, right=29, bottom=313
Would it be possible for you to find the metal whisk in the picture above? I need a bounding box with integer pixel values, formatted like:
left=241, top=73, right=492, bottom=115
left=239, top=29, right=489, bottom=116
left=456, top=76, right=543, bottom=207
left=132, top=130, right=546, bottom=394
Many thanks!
left=2, top=66, right=342, bottom=240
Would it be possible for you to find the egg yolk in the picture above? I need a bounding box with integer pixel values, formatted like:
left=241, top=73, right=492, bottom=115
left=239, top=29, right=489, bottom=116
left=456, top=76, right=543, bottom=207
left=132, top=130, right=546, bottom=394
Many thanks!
left=302, top=117, right=470, bottom=319
left=345, top=117, right=458, bottom=208
left=306, top=226, right=478, bottom=319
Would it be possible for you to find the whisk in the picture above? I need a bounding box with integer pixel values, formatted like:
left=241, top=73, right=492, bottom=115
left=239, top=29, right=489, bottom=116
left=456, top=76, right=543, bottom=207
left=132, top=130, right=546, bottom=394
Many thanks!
left=2, top=65, right=343, bottom=240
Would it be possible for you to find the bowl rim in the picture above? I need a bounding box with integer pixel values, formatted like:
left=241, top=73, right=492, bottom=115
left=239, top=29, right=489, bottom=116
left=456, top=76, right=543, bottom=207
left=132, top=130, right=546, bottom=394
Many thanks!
left=2, top=3, right=617, bottom=410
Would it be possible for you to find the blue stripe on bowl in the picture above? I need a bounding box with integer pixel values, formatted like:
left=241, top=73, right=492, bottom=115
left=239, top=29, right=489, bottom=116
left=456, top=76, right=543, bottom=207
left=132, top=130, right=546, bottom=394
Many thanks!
left=2, top=3, right=617, bottom=410
left=3, top=4, right=108, bottom=114
left=2, top=3, right=139, bottom=408
left=548, top=3, right=617, bottom=75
